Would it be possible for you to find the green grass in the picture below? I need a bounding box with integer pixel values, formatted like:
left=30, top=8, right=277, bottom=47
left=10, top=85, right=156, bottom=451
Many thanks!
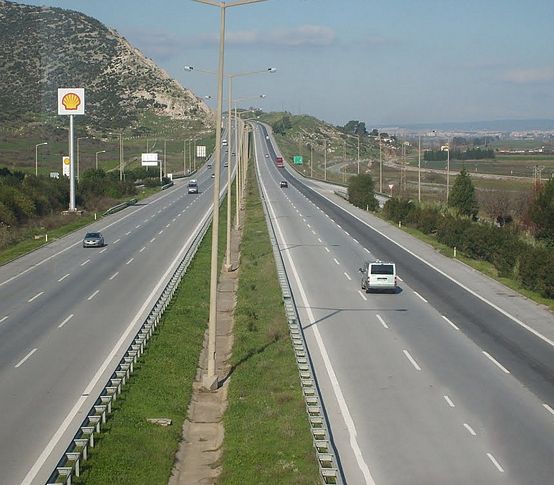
left=218, top=168, right=319, bottom=484
left=74, top=200, right=228, bottom=485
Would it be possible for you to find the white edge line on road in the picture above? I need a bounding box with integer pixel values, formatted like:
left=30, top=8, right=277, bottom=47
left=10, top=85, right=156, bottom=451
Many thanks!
left=344, top=272, right=351, bottom=281
left=15, top=348, right=38, bottom=368
left=413, top=291, right=428, bottom=303
left=376, top=314, right=389, bottom=329
left=28, top=291, right=44, bottom=303
left=58, top=274, right=70, bottom=282
left=87, top=290, right=100, bottom=301
left=255, top=151, right=376, bottom=485
left=312, top=190, right=554, bottom=348
left=109, top=272, right=119, bottom=281
left=403, top=349, right=422, bottom=371
left=0, top=187, right=178, bottom=288
left=444, top=395, right=455, bottom=407
left=482, top=351, right=510, bottom=374
left=358, top=290, right=368, bottom=301
left=442, top=315, right=459, bottom=330
left=21, top=199, right=214, bottom=485
left=486, top=453, right=504, bottom=472
left=463, top=423, right=477, bottom=436
left=58, top=314, right=74, bottom=329
left=543, top=403, right=554, bottom=415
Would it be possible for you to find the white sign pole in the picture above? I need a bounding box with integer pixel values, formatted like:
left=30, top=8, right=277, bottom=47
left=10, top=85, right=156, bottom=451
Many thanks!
left=69, top=114, right=75, bottom=211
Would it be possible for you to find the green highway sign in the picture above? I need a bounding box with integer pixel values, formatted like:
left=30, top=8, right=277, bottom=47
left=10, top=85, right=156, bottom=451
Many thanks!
left=293, top=155, right=303, bottom=165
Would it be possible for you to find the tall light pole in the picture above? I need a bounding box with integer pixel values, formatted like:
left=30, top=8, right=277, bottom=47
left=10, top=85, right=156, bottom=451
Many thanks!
left=76, top=137, right=87, bottom=181
left=35, top=142, right=48, bottom=176
left=119, top=132, right=124, bottom=181
left=357, top=134, right=360, bottom=175
left=379, top=134, right=383, bottom=193
left=446, top=140, right=450, bottom=202
left=324, top=139, right=327, bottom=181
left=95, top=150, right=105, bottom=170
left=418, top=135, right=422, bottom=202
left=192, top=0, right=268, bottom=391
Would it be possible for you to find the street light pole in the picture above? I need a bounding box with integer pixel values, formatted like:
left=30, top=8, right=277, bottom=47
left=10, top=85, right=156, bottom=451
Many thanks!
left=418, top=135, right=422, bottom=203
left=379, top=135, right=383, bottom=193
left=35, top=142, right=48, bottom=176
left=324, top=139, right=327, bottom=181
left=446, top=140, right=450, bottom=202
left=76, top=137, right=87, bottom=181
left=357, top=134, right=360, bottom=175
left=95, top=150, right=105, bottom=170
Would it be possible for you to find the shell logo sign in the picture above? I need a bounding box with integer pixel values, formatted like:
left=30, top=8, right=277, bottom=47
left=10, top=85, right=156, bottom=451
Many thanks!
left=58, top=88, right=85, bottom=115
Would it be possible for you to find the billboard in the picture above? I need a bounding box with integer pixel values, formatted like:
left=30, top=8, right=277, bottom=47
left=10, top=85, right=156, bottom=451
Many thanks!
left=196, top=145, right=206, bottom=158
left=141, top=153, right=159, bottom=166
left=58, top=88, right=85, bottom=115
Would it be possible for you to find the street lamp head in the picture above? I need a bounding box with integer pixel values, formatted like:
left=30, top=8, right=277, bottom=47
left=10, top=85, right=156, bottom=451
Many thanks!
left=259, top=94, right=267, bottom=98
left=184, top=65, right=194, bottom=71
left=268, top=67, right=277, bottom=73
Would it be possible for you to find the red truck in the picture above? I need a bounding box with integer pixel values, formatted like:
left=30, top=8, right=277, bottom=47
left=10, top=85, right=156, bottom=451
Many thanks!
left=275, top=156, right=284, bottom=168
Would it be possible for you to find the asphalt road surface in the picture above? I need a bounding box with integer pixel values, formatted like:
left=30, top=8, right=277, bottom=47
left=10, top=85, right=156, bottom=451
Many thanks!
left=254, top=122, right=554, bottom=485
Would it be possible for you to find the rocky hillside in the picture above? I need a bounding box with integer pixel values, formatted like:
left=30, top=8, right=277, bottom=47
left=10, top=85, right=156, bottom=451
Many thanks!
left=0, top=1, right=212, bottom=130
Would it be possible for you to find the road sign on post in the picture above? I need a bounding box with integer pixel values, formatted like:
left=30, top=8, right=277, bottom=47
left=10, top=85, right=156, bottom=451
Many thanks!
left=62, top=156, right=70, bottom=177
left=293, top=155, right=303, bottom=165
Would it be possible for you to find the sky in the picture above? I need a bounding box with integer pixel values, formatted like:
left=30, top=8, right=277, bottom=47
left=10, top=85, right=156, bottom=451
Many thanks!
left=19, top=0, right=554, bottom=127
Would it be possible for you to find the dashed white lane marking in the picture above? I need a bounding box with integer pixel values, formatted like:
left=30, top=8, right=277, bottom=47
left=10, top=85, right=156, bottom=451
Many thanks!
left=126, top=231, right=132, bottom=236
left=140, top=247, right=146, bottom=253
left=109, top=272, right=119, bottom=281
left=158, top=210, right=162, bottom=214
left=99, top=248, right=107, bottom=254
left=136, top=225, right=141, bottom=229
left=166, top=223, right=171, bottom=228
left=172, top=218, right=176, bottom=222
left=0, top=315, right=8, bottom=323
left=482, top=351, right=510, bottom=374
left=358, top=290, right=368, bottom=301
left=444, top=395, right=455, bottom=407
left=159, top=230, right=164, bottom=235
left=397, top=276, right=403, bottom=282
left=126, top=258, right=134, bottom=265
left=413, top=291, right=428, bottom=303
left=80, top=259, right=90, bottom=267
left=442, top=315, right=460, bottom=330
left=144, top=219, right=149, bottom=223
left=325, top=247, right=330, bottom=253
left=177, top=213, right=182, bottom=217
left=353, top=238, right=359, bottom=244
left=311, top=230, right=317, bottom=235
left=58, top=314, right=74, bottom=329
left=364, top=248, right=370, bottom=254
left=376, top=314, right=389, bottom=329
left=307, top=224, right=311, bottom=228
left=403, top=350, right=421, bottom=371
left=344, top=272, right=351, bottom=281
left=28, top=291, right=44, bottom=303
left=15, top=348, right=38, bottom=368
left=87, top=290, right=99, bottom=301
left=344, top=231, right=350, bottom=236
left=317, top=238, right=322, bottom=243
left=333, top=258, right=340, bottom=265
left=58, top=274, right=70, bottom=282
left=463, top=423, right=477, bottom=436
left=486, top=453, right=504, bottom=472
left=113, top=238, right=121, bottom=244
left=337, top=224, right=342, bottom=229
left=543, top=403, right=554, bottom=415
left=150, top=237, right=156, bottom=243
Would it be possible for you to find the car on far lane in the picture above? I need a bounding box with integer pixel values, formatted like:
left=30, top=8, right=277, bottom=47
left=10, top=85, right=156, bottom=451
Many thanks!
left=280, top=180, right=288, bottom=188
left=265, top=154, right=269, bottom=158
left=83, top=232, right=105, bottom=248
left=211, top=173, right=215, bottom=178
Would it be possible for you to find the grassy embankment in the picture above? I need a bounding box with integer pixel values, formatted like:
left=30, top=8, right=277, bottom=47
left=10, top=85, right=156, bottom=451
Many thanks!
left=73, top=172, right=318, bottom=484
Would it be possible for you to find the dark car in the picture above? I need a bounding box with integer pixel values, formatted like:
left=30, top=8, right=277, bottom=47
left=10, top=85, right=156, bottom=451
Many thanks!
left=83, top=232, right=105, bottom=248
left=280, top=180, right=288, bottom=188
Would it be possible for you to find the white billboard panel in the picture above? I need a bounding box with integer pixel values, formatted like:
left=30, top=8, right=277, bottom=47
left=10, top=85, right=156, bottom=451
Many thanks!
left=196, top=145, right=206, bottom=158
left=141, top=153, right=159, bottom=166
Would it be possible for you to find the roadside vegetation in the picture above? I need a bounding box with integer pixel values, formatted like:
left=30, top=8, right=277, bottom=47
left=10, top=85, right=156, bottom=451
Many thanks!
left=219, top=166, right=319, bottom=484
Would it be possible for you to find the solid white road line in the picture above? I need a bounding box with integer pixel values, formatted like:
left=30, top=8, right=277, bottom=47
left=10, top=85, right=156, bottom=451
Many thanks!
left=87, top=290, right=99, bottom=301
left=28, top=291, right=44, bottom=303
left=444, top=395, right=455, bottom=407
left=15, top=348, right=38, bottom=368
left=0, top=315, right=8, bottom=324
left=358, top=290, right=368, bottom=301
left=486, top=453, right=504, bottom=472
left=463, top=423, right=477, bottom=436
left=333, top=258, right=340, bottom=265
left=442, top=315, right=460, bottom=330
left=543, top=403, right=554, bottom=415
left=58, top=314, right=74, bottom=329
left=256, top=153, right=376, bottom=485
left=376, top=314, right=389, bottom=329
left=344, top=272, right=352, bottom=281
left=413, top=291, right=428, bottom=303
left=482, top=351, right=510, bottom=374
left=58, top=274, right=70, bottom=282
left=80, top=259, right=90, bottom=266
left=403, top=349, right=422, bottom=371
left=126, top=258, right=134, bottom=265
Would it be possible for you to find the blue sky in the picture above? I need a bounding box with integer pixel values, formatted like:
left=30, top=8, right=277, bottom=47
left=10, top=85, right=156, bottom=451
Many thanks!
left=21, top=0, right=554, bottom=126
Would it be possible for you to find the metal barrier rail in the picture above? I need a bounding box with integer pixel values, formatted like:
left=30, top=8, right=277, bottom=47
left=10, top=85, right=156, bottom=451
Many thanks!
left=103, top=198, right=138, bottom=216
left=256, top=168, right=343, bottom=485
left=46, top=206, right=213, bottom=484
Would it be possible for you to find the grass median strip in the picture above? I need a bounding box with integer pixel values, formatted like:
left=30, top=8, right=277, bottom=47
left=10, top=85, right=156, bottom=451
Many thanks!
left=74, top=201, right=227, bottom=485
left=218, top=169, right=319, bottom=484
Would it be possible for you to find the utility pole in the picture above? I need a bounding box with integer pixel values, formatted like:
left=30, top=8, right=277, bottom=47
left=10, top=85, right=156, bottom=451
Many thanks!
left=418, top=135, right=421, bottom=203
left=379, top=135, right=383, bottom=193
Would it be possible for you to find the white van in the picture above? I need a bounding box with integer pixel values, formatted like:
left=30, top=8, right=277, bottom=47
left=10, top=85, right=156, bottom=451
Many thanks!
left=359, top=261, right=397, bottom=293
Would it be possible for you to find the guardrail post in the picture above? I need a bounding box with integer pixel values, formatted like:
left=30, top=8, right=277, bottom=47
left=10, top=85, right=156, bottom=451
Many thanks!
left=65, top=451, right=81, bottom=477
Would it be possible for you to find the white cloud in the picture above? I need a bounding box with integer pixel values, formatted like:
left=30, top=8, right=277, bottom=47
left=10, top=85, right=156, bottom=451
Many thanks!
left=502, top=67, right=554, bottom=84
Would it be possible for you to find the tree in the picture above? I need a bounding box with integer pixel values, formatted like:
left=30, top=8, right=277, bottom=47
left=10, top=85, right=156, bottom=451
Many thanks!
left=348, top=174, right=378, bottom=211
left=527, top=178, right=554, bottom=243
left=342, top=120, right=367, bottom=136
left=448, top=168, right=478, bottom=218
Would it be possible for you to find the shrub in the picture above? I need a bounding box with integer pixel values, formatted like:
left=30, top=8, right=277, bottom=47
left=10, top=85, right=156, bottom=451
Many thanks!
left=348, top=174, right=378, bottom=211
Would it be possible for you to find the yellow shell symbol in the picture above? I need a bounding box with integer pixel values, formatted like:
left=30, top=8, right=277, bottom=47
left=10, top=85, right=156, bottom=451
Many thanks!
left=62, top=93, right=81, bottom=110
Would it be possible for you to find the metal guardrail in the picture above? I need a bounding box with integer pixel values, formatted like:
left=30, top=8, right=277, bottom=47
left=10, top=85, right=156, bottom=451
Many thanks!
left=46, top=205, right=213, bottom=484
left=103, top=198, right=138, bottom=216
left=256, top=169, right=343, bottom=485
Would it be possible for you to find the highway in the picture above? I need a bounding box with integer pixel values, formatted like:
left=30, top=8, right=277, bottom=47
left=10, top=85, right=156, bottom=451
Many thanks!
left=0, top=148, right=230, bottom=485
left=253, top=122, right=554, bottom=484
